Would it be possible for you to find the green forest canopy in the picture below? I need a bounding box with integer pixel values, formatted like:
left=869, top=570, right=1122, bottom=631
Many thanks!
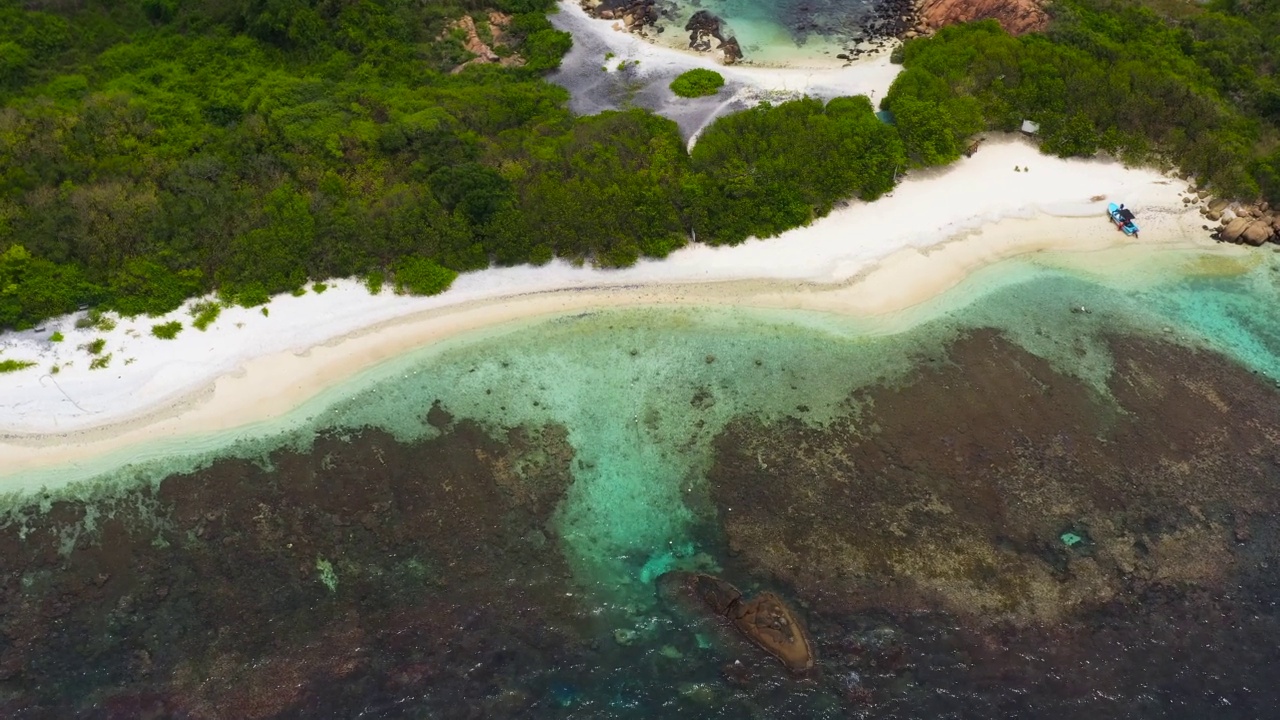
left=885, top=0, right=1280, bottom=199
left=1, top=0, right=1278, bottom=331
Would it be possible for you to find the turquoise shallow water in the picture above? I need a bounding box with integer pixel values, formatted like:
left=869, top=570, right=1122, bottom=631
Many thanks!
left=323, top=306, right=926, bottom=603
left=5, top=245, right=1280, bottom=716
left=653, top=0, right=889, bottom=64
left=8, top=246, right=1280, bottom=609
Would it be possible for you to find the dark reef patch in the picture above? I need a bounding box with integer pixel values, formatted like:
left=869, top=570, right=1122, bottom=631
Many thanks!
left=4, top=320, right=1280, bottom=718
left=0, top=421, right=582, bottom=718
left=707, top=327, right=1280, bottom=716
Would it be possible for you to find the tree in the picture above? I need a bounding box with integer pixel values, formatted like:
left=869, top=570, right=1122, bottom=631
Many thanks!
left=887, top=96, right=960, bottom=167
left=393, top=256, right=457, bottom=295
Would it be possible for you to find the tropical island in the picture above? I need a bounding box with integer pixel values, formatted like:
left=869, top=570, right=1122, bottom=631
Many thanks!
left=4, top=0, right=1280, bottom=717
left=0, top=0, right=1277, bottom=335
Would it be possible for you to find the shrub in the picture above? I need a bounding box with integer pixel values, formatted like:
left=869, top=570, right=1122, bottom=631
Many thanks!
left=393, top=257, right=458, bottom=296
left=50, top=331, right=64, bottom=342
left=75, top=310, right=114, bottom=330
left=84, top=338, right=106, bottom=355
left=224, top=283, right=271, bottom=308
left=89, top=310, right=116, bottom=331
left=105, top=259, right=204, bottom=317
left=151, top=321, right=183, bottom=339
left=0, top=359, right=35, bottom=373
left=89, top=354, right=112, bottom=370
left=191, top=300, right=222, bottom=331
left=312, top=282, right=328, bottom=294
left=364, top=270, right=386, bottom=295
left=670, top=69, right=725, bottom=98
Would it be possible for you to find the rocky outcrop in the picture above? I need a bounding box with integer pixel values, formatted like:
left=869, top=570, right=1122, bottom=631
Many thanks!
left=447, top=13, right=524, bottom=74
left=458, top=15, right=498, bottom=63
left=583, top=0, right=660, bottom=31
left=663, top=573, right=815, bottom=672
left=580, top=0, right=745, bottom=64
left=915, top=0, right=1049, bottom=35
left=1220, top=217, right=1252, bottom=244
left=1207, top=199, right=1280, bottom=246
left=719, top=36, right=743, bottom=65
left=684, top=10, right=743, bottom=64
left=1241, top=220, right=1274, bottom=246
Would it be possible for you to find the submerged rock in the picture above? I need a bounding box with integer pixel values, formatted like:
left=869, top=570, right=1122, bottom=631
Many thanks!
left=684, top=10, right=744, bottom=64
left=661, top=572, right=815, bottom=672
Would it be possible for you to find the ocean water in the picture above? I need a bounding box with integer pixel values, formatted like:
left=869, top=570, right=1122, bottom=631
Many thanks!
left=4, top=246, right=1280, bottom=717
left=647, top=0, right=889, bottom=65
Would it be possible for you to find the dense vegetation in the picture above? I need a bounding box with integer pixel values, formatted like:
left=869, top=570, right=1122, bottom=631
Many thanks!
left=887, top=0, right=1280, bottom=201
left=690, top=96, right=905, bottom=244
left=0, top=0, right=934, bottom=330
left=670, top=68, right=725, bottom=97
left=4, top=0, right=1278, bottom=332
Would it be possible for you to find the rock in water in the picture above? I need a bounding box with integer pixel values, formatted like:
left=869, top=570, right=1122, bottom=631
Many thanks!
left=682, top=10, right=743, bottom=63
left=726, top=591, right=815, bottom=672
left=720, top=36, right=743, bottom=65
left=690, top=573, right=741, bottom=614
left=662, top=572, right=815, bottom=672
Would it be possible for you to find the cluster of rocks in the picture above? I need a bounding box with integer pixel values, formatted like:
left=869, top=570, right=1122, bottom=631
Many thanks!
left=580, top=0, right=948, bottom=65
left=585, top=0, right=663, bottom=30
left=829, top=0, right=921, bottom=61
left=835, top=31, right=901, bottom=62
left=772, top=0, right=917, bottom=61
left=580, top=0, right=746, bottom=64
left=447, top=12, right=524, bottom=74
left=1190, top=190, right=1280, bottom=246
left=865, top=0, right=921, bottom=38
left=684, top=10, right=742, bottom=64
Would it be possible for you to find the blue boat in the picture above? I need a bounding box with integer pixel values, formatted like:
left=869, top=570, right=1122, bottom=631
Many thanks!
left=1108, top=202, right=1139, bottom=237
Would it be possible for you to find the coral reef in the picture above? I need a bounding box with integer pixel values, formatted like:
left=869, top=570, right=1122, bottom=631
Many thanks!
left=708, top=329, right=1280, bottom=625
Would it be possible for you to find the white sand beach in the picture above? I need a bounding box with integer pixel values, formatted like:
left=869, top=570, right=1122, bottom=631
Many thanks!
left=0, top=7, right=1236, bottom=480
left=552, top=1, right=903, bottom=83
left=0, top=133, right=1228, bottom=484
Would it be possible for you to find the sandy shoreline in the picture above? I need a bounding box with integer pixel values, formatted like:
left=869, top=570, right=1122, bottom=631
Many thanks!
left=0, top=134, right=1234, bottom=485
left=547, top=2, right=904, bottom=141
